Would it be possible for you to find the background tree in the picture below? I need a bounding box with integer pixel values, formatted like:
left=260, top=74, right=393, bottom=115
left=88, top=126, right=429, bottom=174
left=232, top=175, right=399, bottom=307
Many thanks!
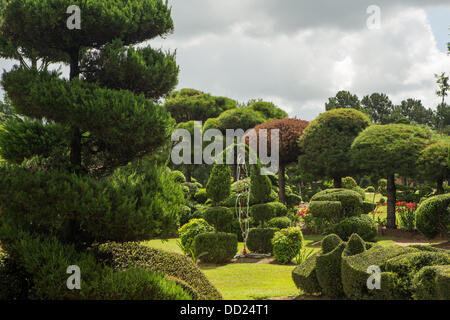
left=418, top=138, right=450, bottom=194
left=351, top=124, right=433, bottom=229
left=298, top=108, right=371, bottom=188
left=361, top=93, right=394, bottom=124
left=174, top=121, right=202, bottom=182
left=325, top=91, right=361, bottom=111
left=248, top=118, right=309, bottom=204
left=246, top=100, right=288, bottom=120
left=391, top=99, right=435, bottom=127
left=164, top=88, right=237, bottom=124
left=435, top=73, right=449, bottom=105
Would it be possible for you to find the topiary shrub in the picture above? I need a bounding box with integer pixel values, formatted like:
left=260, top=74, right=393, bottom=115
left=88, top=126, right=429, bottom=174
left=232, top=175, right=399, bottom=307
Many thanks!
left=341, top=245, right=419, bottom=300
left=206, top=164, right=232, bottom=205
left=178, top=219, right=214, bottom=255
left=310, top=188, right=363, bottom=218
left=286, top=193, right=302, bottom=209
left=362, top=201, right=376, bottom=214
left=247, top=228, right=278, bottom=254
left=316, top=242, right=347, bottom=298
left=309, top=201, right=342, bottom=223
left=321, top=233, right=344, bottom=254
left=352, top=186, right=366, bottom=200
left=292, top=253, right=321, bottom=295
left=270, top=202, right=289, bottom=217
left=250, top=203, right=274, bottom=228
left=383, top=251, right=450, bottom=298
left=95, top=242, right=222, bottom=300
left=172, top=170, right=187, bottom=184
left=266, top=216, right=291, bottom=230
left=272, top=227, right=304, bottom=264
left=194, top=188, right=208, bottom=204
left=412, top=265, right=450, bottom=300
left=345, top=233, right=367, bottom=256
left=327, top=215, right=377, bottom=242
left=250, top=162, right=272, bottom=204
left=194, top=232, right=237, bottom=264
left=415, top=194, right=450, bottom=239
left=365, top=186, right=375, bottom=193
left=100, top=267, right=191, bottom=300
left=203, top=207, right=234, bottom=232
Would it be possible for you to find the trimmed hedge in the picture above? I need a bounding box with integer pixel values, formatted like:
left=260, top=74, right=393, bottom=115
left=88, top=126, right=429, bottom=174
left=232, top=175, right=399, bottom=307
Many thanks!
left=321, top=234, right=344, bottom=254
left=194, top=188, right=208, bottom=204
left=286, top=193, right=302, bottom=209
left=415, top=193, right=450, bottom=239
left=327, top=214, right=377, bottom=241
left=95, top=241, right=222, bottom=300
left=178, top=219, right=214, bottom=255
left=310, top=188, right=363, bottom=217
left=412, top=265, right=450, bottom=300
left=309, top=201, right=342, bottom=223
left=203, top=207, right=234, bottom=232
left=247, top=228, right=278, bottom=254
left=341, top=245, right=418, bottom=300
left=344, top=233, right=366, bottom=256
left=272, top=227, right=304, bottom=264
left=266, top=217, right=291, bottom=230
left=194, top=232, right=237, bottom=264
left=315, top=242, right=346, bottom=298
left=292, top=253, right=321, bottom=295
left=99, top=267, right=191, bottom=300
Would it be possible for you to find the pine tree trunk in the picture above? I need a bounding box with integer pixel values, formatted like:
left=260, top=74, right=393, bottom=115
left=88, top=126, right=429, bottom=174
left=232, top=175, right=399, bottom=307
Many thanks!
left=69, top=50, right=82, bottom=173
left=334, top=177, right=342, bottom=188
left=185, top=165, right=192, bottom=183
left=279, top=165, right=286, bottom=204
left=436, top=177, right=444, bottom=195
left=387, top=174, right=397, bottom=229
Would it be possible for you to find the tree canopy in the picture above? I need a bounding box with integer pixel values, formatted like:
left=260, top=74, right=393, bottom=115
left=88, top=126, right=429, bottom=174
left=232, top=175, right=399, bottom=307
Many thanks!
left=298, top=108, right=371, bottom=188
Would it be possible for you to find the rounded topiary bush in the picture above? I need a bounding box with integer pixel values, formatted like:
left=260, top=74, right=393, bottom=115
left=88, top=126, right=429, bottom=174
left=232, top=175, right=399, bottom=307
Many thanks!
left=247, top=228, right=279, bottom=254
left=327, top=215, right=377, bottom=241
left=194, top=232, right=237, bottom=264
left=286, top=193, right=302, bottom=209
left=171, top=170, right=187, bottom=184
left=266, top=216, right=291, bottom=230
left=365, top=186, right=375, bottom=193
left=250, top=203, right=274, bottom=227
left=415, top=194, right=450, bottom=239
left=412, top=265, right=450, bottom=300
left=203, top=207, right=234, bottom=232
left=362, top=201, right=376, bottom=214
left=178, top=219, right=214, bottom=254
left=95, top=242, right=222, bottom=300
left=321, top=233, right=344, bottom=254
left=310, top=188, right=363, bottom=218
left=315, top=242, right=346, bottom=298
left=309, top=201, right=342, bottom=223
left=194, top=188, right=208, bottom=204
left=271, top=227, right=304, bottom=264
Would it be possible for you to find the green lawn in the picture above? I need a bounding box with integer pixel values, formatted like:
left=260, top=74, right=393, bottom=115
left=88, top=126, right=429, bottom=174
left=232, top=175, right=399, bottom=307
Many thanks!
left=142, top=235, right=323, bottom=300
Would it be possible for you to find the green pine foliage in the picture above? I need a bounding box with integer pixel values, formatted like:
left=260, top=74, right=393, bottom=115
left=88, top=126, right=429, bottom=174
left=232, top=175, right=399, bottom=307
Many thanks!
left=206, top=163, right=232, bottom=205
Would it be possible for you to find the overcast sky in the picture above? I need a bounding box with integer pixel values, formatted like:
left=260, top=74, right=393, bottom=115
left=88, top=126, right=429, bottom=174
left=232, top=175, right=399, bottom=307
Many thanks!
left=1, top=0, right=449, bottom=121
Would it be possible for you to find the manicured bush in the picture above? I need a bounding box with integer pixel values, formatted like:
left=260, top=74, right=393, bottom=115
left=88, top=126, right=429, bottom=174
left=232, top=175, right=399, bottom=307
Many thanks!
left=172, top=170, right=187, bottom=183
left=194, top=188, right=208, bottom=204
left=272, top=227, right=304, bottom=264
left=247, top=228, right=278, bottom=254
left=178, top=219, right=214, bottom=255
left=310, top=188, right=363, bottom=217
left=291, top=253, right=321, bottom=295
left=415, top=193, right=450, bottom=239
left=365, top=186, right=375, bottom=193
left=341, top=245, right=418, bottom=300
left=315, top=242, right=346, bottom=298
left=100, top=268, right=191, bottom=300
left=286, top=193, right=302, bottom=208
left=309, top=201, right=342, bottom=223
left=362, top=201, right=376, bottom=214
left=95, top=242, right=222, bottom=300
left=206, top=164, right=232, bottom=205
left=321, top=234, right=344, bottom=254
left=250, top=163, right=272, bottom=204
left=342, top=177, right=358, bottom=189
left=250, top=203, right=274, bottom=228
left=327, top=215, right=377, bottom=241
left=352, top=186, right=366, bottom=200
left=383, top=251, right=450, bottom=298
left=412, top=265, right=450, bottom=300
left=203, top=207, right=234, bottom=232
left=435, top=265, right=450, bottom=299
left=266, top=217, right=291, bottom=230
left=194, top=232, right=238, bottom=264
left=344, top=233, right=366, bottom=256
left=270, top=202, right=289, bottom=217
